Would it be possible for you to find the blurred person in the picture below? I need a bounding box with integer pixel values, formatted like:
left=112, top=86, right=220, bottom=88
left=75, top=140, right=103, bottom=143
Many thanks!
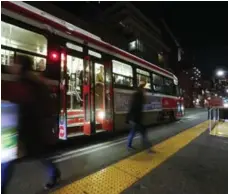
left=96, top=65, right=104, bottom=83
left=2, top=55, right=61, bottom=194
left=126, top=80, right=152, bottom=152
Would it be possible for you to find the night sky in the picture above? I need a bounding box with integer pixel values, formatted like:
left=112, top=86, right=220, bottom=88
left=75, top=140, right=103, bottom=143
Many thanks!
left=134, top=1, right=228, bottom=76
left=53, top=1, right=228, bottom=77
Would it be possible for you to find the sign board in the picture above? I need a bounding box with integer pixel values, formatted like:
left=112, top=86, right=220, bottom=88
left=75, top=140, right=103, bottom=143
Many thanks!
left=58, top=111, right=67, bottom=140
left=209, top=97, right=223, bottom=107
left=114, top=91, right=162, bottom=113
left=1, top=101, right=18, bottom=163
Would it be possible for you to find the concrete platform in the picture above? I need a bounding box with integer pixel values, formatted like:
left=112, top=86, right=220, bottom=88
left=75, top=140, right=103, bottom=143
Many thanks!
left=210, top=121, right=228, bottom=138
left=51, top=121, right=212, bottom=194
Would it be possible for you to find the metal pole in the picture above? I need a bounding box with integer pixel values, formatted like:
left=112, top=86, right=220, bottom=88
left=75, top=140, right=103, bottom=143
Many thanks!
left=218, top=108, right=220, bottom=121
left=209, top=108, right=211, bottom=132
left=213, top=108, right=216, bottom=122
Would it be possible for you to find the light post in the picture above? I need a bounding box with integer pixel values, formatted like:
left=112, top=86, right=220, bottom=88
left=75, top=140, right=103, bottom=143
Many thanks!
left=216, top=70, right=225, bottom=77
left=213, top=69, right=227, bottom=97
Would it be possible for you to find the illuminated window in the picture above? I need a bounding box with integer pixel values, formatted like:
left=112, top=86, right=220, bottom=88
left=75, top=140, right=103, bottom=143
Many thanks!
left=152, top=73, right=164, bottom=93
left=1, top=49, right=14, bottom=66
left=128, top=39, right=143, bottom=52
left=66, top=42, right=83, bottom=52
left=1, top=21, right=47, bottom=71
left=1, top=21, right=47, bottom=55
left=129, top=40, right=137, bottom=51
left=88, top=50, right=102, bottom=58
left=136, top=68, right=151, bottom=90
left=112, top=60, right=133, bottom=87
left=158, top=53, right=164, bottom=63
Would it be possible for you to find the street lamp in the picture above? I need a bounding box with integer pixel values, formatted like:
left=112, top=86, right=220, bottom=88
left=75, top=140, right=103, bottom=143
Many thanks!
left=216, top=70, right=225, bottom=77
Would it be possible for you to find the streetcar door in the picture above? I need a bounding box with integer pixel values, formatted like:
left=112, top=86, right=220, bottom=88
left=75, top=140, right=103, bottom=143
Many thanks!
left=93, top=60, right=114, bottom=132
left=65, top=54, right=84, bottom=137
left=102, top=61, right=114, bottom=131
left=45, top=44, right=68, bottom=140
left=83, top=56, right=96, bottom=135
left=83, top=52, right=114, bottom=134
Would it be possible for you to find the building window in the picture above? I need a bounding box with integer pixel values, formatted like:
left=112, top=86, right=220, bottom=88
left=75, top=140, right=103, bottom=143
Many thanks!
left=128, top=39, right=144, bottom=52
left=136, top=68, right=151, bottom=90
left=158, top=53, right=164, bottom=63
left=112, top=60, right=133, bottom=87
left=152, top=73, right=164, bottom=93
left=1, top=21, right=47, bottom=71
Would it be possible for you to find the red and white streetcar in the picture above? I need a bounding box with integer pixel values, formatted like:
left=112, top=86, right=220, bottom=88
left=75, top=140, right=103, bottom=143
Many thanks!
left=1, top=1, right=185, bottom=141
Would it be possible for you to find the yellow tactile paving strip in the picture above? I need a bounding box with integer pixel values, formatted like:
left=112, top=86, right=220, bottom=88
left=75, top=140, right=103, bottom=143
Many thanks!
left=210, top=122, right=228, bottom=138
left=52, top=121, right=209, bottom=194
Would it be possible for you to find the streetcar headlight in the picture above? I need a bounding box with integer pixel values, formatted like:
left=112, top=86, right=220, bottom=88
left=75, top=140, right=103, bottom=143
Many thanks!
left=98, top=111, right=105, bottom=120
left=224, top=103, right=228, bottom=108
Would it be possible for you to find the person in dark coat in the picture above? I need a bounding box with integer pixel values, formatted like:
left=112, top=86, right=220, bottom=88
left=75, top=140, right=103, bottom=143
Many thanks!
left=126, top=80, right=151, bottom=151
left=2, top=55, right=61, bottom=194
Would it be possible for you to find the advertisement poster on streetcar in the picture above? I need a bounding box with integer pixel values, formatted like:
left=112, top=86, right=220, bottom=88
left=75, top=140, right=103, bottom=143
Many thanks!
left=59, top=110, right=67, bottom=140
left=1, top=101, right=19, bottom=163
left=114, top=91, right=162, bottom=113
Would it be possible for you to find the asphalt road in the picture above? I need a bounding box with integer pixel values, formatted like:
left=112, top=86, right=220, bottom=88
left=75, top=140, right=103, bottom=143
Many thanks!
left=5, top=108, right=207, bottom=194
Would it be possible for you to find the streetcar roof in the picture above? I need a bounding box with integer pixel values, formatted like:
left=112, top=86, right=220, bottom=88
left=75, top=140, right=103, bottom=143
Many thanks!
left=2, top=1, right=175, bottom=78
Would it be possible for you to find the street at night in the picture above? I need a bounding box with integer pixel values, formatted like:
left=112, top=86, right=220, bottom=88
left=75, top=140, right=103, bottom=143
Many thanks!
left=1, top=1, right=228, bottom=194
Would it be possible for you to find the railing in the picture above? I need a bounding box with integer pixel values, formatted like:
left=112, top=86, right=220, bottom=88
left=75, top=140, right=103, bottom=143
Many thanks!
left=208, top=107, right=220, bottom=132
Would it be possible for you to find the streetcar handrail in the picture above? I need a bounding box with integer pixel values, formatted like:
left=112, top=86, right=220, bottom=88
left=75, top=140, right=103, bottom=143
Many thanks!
left=68, top=83, right=83, bottom=102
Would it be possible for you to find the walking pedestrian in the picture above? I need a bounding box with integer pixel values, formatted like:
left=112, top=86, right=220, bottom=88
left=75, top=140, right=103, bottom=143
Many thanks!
left=2, top=55, right=61, bottom=194
left=126, top=80, right=151, bottom=152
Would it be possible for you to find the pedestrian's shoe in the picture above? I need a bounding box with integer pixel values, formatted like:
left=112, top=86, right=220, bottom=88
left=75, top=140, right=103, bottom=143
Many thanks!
left=127, top=146, right=136, bottom=151
left=147, top=149, right=156, bottom=154
left=44, top=170, right=61, bottom=190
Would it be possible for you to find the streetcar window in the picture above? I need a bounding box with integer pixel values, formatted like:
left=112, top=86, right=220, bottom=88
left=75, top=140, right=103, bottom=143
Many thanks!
left=1, top=21, right=47, bottom=55
left=95, top=63, right=104, bottom=83
left=89, top=50, right=102, bottom=58
left=1, top=21, right=47, bottom=71
left=95, top=63, right=104, bottom=109
left=176, top=86, right=181, bottom=96
left=66, top=42, right=83, bottom=52
left=136, top=68, right=151, bottom=90
left=1, top=49, right=14, bottom=66
left=152, top=73, right=164, bottom=93
left=66, top=55, right=83, bottom=110
left=112, top=60, right=133, bottom=87
left=16, top=53, right=46, bottom=71
left=164, top=77, right=175, bottom=95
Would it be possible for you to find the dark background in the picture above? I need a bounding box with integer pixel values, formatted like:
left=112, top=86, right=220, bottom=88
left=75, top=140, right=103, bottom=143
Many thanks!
left=52, top=1, right=228, bottom=76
